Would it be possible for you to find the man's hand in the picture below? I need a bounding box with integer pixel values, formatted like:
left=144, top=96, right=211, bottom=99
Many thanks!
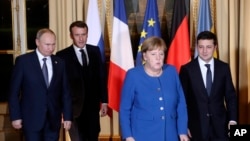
left=228, top=121, right=237, bottom=137
left=12, top=119, right=22, bottom=129
left=228, top=121, right=237, bottom=130
left=63, top=121, right=72, bottom=130
left=100, top=103, right=108, bottom=117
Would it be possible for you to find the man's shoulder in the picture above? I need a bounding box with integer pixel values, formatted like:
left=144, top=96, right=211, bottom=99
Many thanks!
left=214, top=58, right=228, bottom=65
left=57, top=46, right=73, bottom=53
left=86, top=44, right=98, bottom=48
left=214, top=58, right=230, bottom=70
left=182, top=59, right=197, bottom=67
left=51, top=54, right=63, bottom=60
left=86, top=44, right=100, bottom=51
left=16, top=51, right=35, bottom=60
left=56, top=46, right=74, bottom=58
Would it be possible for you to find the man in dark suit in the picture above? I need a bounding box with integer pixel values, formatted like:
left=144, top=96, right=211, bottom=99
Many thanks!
left=179, top=31, right=237, bottom=141
left=8, top=28, right=72, bottom=141
left=56, top=21, right=108, bottom=141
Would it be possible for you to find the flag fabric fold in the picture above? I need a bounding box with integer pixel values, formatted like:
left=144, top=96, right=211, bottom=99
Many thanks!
left=86, top=0, right=105, bottom=63
left=86, top=0, right=112, bottom=116
left=166, top=0, right=191, bottom=73
left=135, top=0, right=161, bottom=66
left=194, top=0, right=217, bottom=58
left=108, top=0, right=134, bottom=112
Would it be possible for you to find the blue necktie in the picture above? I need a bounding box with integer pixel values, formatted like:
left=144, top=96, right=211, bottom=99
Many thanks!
left=205, top=64, right=212, bottom=96
left=80, top=49, right=87, bottom=67
left=42, top=58, right=49, bottom=87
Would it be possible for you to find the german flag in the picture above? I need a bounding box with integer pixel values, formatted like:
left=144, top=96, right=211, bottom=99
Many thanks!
left=166, top=0, right=191, bottom=73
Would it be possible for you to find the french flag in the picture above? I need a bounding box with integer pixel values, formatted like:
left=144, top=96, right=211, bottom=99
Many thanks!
left=108, top=0, right=134, bottom=112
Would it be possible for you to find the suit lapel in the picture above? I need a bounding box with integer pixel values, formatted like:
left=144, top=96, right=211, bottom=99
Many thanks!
left=49, top=55, right=59, bottom=88
left=85, top=45, right=91, bottom=64
left=209, top=59, right=219, bottom=97
left=69, top=46, right=82, bottom=67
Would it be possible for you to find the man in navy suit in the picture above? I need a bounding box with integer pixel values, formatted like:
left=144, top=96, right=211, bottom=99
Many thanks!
left=56, top=21, right=108, bottom=141
left=179, top=31, right=237, bottom=141
left=8, top=28, right=72, bottom=141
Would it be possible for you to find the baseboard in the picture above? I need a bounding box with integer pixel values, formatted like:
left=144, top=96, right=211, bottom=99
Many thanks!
left=99, top=135, right=121, bottom=141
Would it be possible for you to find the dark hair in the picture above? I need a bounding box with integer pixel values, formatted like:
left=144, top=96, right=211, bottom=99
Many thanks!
left=69, top=21, right=88, bottom=33
left=197, top=31, right=218, bottom=46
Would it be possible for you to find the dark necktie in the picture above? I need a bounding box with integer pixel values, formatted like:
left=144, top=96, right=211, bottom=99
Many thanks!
left=42, top=58, right=49, bottom=87
left=205, top=64, right=212, bottom=96
left=80, top=49, right=87, bottom=67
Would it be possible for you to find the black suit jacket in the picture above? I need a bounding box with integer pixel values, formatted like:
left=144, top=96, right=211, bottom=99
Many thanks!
left=56, top=45, right=108, bottom=118
left=179, top=58, right=237, bottom=141
left=8, top=51, right=72, bottom=131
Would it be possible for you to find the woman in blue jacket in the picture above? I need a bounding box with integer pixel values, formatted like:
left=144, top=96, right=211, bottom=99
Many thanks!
left=119, top=37, right=189, bottom=141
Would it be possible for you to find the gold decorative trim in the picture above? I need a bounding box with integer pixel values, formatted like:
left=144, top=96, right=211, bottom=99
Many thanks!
left=105, top=0, right=112, bottom=46
left=191, top=0, right=199, bottom=52
left=211, top=0, right=216, bottom=33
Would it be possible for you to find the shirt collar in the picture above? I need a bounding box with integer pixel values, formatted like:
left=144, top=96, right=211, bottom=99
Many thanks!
left=36, top=48, right=51, bottom=61
left=198, top=57, right=214, bottom=66
left=73, top=44, right=87, bottom=52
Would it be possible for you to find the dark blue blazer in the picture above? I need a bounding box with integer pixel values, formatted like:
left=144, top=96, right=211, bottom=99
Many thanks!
left=8, top=51, right=72, bottom=131
left=179, top=58, right=237, bottom=141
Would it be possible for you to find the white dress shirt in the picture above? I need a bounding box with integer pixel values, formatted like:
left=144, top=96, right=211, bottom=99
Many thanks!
left=198, top=57, right=214, bottom=88
left=73, top=45, right=89, bottom=66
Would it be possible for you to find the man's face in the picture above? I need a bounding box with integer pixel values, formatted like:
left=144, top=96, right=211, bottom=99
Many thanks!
left=70, top=26, right=88, bottom=48
left=197, top=39, right=216, bottom=63
left=36, top=32, right=56, bottom=57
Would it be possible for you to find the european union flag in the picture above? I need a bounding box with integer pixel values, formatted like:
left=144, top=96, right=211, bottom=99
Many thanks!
left=135, top=0, right=161, bottom=66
